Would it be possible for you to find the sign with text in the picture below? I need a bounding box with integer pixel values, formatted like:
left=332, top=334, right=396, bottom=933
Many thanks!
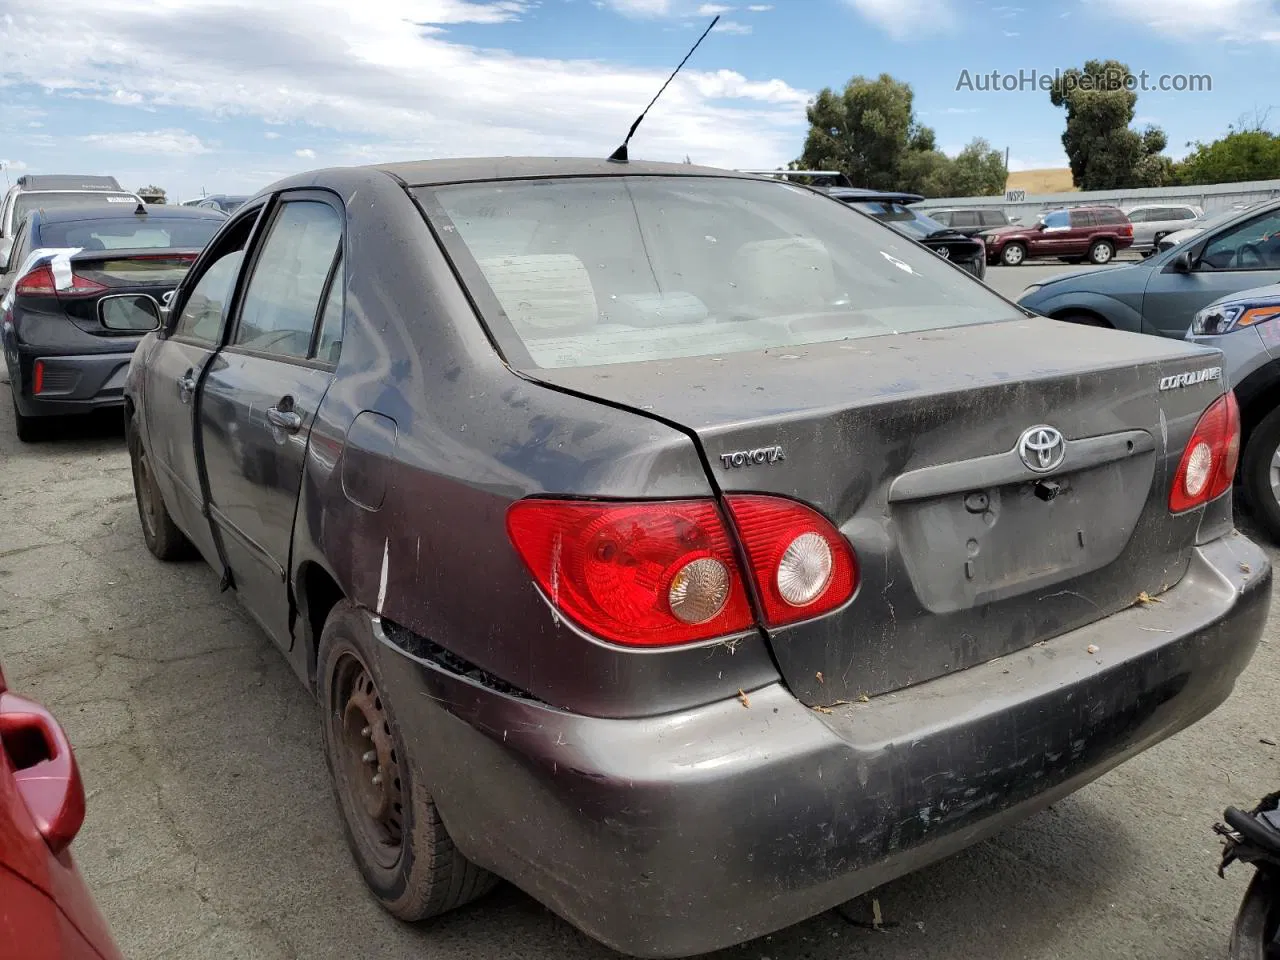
left=1005, top=189, right=1026, bottom=202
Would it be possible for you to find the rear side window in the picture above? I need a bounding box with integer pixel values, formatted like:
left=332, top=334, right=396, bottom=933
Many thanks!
left=38, top=217, right=220, bottom=251
left=981, top=210, right=1008, bottom=226
left=1172, top=207, right=1197, bottom=220
left=233, top=200, right=342, bottom=360
left=952, top=211, right=981, bottom=228
left=1093, top=208, right=1125, bottom=225
left=421, top=176, right=1022, bottom=369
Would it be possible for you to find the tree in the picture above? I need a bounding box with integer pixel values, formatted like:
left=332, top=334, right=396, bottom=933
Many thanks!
left=137, top=185, right=167, bottom=204
left=1049, top=59, right=1172, bottom=189
left=1176, top=129, right=1280, bottom=185
left=796, top=75, right=1005, bottom=197
left=796, top=74, right=936, bottom=191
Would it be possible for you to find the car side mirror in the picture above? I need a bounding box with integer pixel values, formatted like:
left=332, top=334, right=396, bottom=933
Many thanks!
left=1171, top=250, right=1193, bottom=274
left=99, top=293, right=162, bottom=332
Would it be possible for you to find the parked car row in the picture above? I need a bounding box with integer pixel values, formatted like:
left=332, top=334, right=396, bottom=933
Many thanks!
left=2, top=161, right=1275, bottom=959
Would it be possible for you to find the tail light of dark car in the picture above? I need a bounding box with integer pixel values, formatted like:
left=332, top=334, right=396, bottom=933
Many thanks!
left=14, top=263, right=107, bottom=298
left=506, top=496, right=859, bottom=647
left=1169, top=392, right=1240, bottom=513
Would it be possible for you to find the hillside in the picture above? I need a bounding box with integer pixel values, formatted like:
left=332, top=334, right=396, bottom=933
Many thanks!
left=1006, top=168, right=1077, bottom=194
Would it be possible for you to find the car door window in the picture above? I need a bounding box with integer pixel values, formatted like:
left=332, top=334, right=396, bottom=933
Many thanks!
left=313, top=256, right=344, bottom=365
left=1069, top=209, right=1094, bottom=228
left=233, top=200, right=342, bottom=360
left=953, top=211, right=980, bottom=228
left=1042, top=211, right=1069, bottom=229
left=174, top=251, right=244, bottom=343
left=981, top=211, right=1008, bottom=227
left=3, top=220, right=28, bottom=274
left=1198, top=211, right=1280, bottom=271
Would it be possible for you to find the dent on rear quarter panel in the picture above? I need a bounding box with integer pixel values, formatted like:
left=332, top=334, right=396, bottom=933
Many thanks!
left=287, top=168, right=778, bottom=719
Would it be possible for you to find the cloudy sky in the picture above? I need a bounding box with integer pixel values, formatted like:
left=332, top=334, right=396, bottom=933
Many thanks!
left=0, top=0, right=1270, bottom=200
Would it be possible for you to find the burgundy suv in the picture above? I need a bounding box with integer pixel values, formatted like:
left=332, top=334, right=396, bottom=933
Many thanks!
left=982, top=205, right=1133, bottom=267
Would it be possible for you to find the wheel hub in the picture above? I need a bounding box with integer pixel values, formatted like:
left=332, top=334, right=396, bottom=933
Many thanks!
left=338, top=667, right=404, bottom=844
left=1270, top=447, right=1280, bottom=506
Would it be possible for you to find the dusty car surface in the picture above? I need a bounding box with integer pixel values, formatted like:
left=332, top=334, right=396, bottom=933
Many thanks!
left=119, top=158, right=1273, bottom=959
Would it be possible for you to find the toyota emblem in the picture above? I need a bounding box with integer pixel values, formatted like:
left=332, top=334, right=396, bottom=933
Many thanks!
left=936, top=246, right=951, bottom=260
left=1018, top=425, right=1066, bottom=473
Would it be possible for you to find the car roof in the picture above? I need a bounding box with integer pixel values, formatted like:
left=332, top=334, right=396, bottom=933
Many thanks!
left=371, top=157, right=768, bottom=187
left=827, top=187, right=926, bottom=204
left=14, top=174, right=123, bottom=192
left=33, top=203, right=227, bottom=225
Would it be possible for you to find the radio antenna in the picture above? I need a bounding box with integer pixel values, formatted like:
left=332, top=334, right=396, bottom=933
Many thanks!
left=608, top=15, right=720, bottom=163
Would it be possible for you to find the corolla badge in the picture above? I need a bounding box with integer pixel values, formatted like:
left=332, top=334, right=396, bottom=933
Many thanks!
left=1018, top=425, right=1066, bottom=473
left=1159, top=366, right=1221, bottom=391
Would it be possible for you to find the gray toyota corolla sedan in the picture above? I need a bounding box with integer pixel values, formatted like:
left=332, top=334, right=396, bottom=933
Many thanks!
left=109, top=158, right=1271, bottom=958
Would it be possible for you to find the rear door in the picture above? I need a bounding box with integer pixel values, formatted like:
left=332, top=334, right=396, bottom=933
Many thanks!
left=1064, top=208, right=1096, bottom=255
left=142, top=208, right=263, bottom=563
left=1142, top=206, right=1280, bottom=337
left=198, top=192, right=344, bottom=649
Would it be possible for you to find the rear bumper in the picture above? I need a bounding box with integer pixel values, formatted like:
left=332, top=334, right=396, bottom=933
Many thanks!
left=9, top=350, right=135, bottom=418
left=375, top=534, right=1272, bottom=958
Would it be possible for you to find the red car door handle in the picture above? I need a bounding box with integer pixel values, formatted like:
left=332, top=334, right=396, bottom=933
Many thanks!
left=0, top=692, right=86, bottom=855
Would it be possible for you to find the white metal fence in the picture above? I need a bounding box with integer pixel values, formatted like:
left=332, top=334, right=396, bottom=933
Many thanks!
left=913, top=179, right=1280, bottom=222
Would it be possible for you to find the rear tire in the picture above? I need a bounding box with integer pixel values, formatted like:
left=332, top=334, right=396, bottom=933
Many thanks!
left=12, top=394, right=45, bottom=443
left=1152, top=231, right=1169, bottom=246
left=1242, top=405, right=1280, bottom=543
left=1088, top=240, right=1115, bottom=264
left=127, top=415, right=194, bottom=561
left=1000, top=243, right=1027, bottom=266
left=318, top=602, right=496, bottom=923
left=1228, top=871, right=1277, bottom=960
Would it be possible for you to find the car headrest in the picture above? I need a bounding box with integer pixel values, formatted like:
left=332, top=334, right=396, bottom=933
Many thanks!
left=476, top=254, right=597, bottom=334
left=734, top=237, right=837, bottom=314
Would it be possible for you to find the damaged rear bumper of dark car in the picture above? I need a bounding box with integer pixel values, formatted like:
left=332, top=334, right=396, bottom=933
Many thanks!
left=374, top=535, right=1272, bottom=958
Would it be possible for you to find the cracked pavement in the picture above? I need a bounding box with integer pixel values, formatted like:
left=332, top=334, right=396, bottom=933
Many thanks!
left=1, top=401, right=1277, bottom=960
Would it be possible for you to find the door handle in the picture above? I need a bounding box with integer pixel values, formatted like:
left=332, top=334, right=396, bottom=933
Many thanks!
left=0, top=692, right=86, bottom=855
left=266, top=405, right=303, bottom=432
left=176, top=370, right=196, bottom=402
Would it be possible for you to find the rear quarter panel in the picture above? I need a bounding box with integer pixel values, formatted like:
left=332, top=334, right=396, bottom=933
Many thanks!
left=286, top=169, right=778, bottom=719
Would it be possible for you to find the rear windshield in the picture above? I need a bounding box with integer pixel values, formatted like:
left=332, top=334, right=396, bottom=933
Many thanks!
left=421, top=176, right=1020, bottom=369
left=14, top=192, right=138, bottom=225
left=39, top=216, right=221, bottom=251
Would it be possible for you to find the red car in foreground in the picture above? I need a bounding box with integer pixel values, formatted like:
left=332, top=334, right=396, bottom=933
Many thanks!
left=0, top=667, right=121, bottom=960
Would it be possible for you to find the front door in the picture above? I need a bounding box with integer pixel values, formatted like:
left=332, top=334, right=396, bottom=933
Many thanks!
left=199, top=194, right=344, bottom=649
left=142, top=209, right=263, bottom=565
left=1030, top=209, right=1072, bottom=257
left=1141, top=207, right=1280, bottom=338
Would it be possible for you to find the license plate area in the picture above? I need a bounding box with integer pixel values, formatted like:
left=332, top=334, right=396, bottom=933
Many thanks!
left=893, top=454, right=1154, bottom=614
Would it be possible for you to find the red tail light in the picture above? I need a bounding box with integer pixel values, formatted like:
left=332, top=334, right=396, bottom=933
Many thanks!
left=725, top=495, right=859, bottom=626
left=1170, top=392, right=1240, bottom=512
left=506, top=499, right=755, bottom=647
left=32, top=360, right=44, bottom=395
left=1122, top=224, right=1133, bottom=237
left=14, top=263, right=107, bottom=298
left=14, top=264, right=56, bottom=297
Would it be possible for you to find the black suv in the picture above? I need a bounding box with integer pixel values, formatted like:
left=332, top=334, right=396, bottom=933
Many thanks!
left=829, top=188, right=987, bottom=279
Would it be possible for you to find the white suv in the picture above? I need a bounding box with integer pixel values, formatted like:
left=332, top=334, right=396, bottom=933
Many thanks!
left=1121, top=203, right=1204, bottom=253
left=0, top=174, right=141, bottom=265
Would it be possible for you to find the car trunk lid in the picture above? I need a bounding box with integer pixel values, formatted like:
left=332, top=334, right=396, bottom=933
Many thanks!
left=526, top=317, right=1230, bottom=707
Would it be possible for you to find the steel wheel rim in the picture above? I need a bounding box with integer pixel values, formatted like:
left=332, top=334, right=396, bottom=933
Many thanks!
left=1005, top=246, right=1023, bottom=265
left=330, top=653, right=405, bottom=871
left=135, top=448, right=159, bottom=540
left=1270, top=444, right=1280, bottom=507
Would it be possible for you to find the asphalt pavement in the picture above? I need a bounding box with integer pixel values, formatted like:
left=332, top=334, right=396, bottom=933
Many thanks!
left=983, top=256, right=1136, bottom=303
left=0, top=354, right=1277, bottom=960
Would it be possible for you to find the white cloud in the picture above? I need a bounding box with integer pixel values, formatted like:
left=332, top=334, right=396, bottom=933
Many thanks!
left=746, top=3, right=772, bottom=9
left=601, top=0, right=675, bottom=15
left=697, top=3, right=731, bottom=12
left=264, top=131, right=281, bottom=139
left=295, top=147, right=316, bottom=158
left=1094, top=0, right=1280, bottom=42
left=78, top=129, right=212, bottom=155
left=714, top=18, right=751, bottom=33
left=843, top=0, right=956, bottom=38
left=0, top=160, right=30, bottom=172
left=1002, top=29, right=1018, bottom=36
left=0, top=0, right=808, bottom=173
